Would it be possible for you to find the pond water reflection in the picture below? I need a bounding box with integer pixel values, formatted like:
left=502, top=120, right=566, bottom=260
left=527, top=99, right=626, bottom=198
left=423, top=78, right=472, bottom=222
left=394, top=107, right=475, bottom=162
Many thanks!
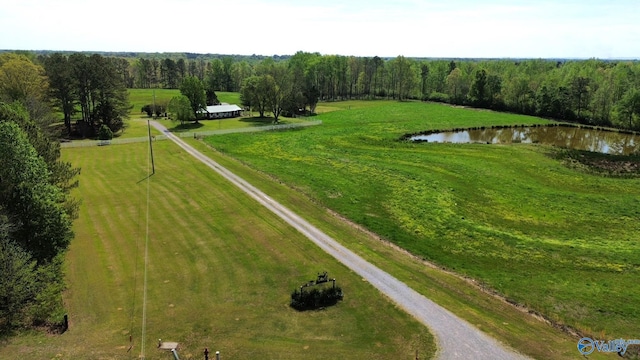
left=410, top=125, right=640, bottom=155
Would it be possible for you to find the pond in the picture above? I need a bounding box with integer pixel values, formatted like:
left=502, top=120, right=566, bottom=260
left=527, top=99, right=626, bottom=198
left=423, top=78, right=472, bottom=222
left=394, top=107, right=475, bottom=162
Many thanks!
left=410, top=125, right=640, bottom=156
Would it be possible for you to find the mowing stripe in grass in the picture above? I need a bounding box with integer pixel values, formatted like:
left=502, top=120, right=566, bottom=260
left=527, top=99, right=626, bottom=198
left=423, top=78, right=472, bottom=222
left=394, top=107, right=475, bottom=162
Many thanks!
left=153, top=121, right=530, bottom=360
left=0, top=141, right=437, bottom=359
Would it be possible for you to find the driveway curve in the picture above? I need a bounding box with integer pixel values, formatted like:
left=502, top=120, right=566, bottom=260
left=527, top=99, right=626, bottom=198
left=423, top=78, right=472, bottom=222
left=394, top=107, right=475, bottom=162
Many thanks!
left=150, top=121, right=530, bottom=360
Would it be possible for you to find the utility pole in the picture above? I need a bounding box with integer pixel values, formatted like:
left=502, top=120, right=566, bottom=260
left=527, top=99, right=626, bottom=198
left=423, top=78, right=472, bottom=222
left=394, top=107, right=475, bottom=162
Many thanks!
left=149, top=89, right=156, bottom=174
left=147, top=120, right=155, bottom=174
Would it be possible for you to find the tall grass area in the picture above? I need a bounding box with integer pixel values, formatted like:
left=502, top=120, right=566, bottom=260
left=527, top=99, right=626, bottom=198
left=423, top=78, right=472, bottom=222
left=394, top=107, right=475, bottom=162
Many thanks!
left=0, top=141, right=434, bottom=359
left=205, top=100, right=640, bottom=339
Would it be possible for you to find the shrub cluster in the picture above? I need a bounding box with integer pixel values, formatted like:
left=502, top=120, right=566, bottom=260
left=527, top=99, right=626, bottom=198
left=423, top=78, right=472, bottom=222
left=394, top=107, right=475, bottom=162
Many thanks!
left=97, top=124, right=113, bottom=140
left=290, top=286, right=343, bottom=311
left=141, top=104, right=167, bottom=118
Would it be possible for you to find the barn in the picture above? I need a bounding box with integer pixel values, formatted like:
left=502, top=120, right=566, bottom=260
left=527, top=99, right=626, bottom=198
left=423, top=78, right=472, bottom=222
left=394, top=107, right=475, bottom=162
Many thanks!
left=201, top=104, right=243, bottom=119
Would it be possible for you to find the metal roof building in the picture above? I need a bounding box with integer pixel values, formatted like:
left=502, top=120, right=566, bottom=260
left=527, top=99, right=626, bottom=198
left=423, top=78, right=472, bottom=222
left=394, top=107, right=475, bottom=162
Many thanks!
left=200, top=104, right=243, bottom=119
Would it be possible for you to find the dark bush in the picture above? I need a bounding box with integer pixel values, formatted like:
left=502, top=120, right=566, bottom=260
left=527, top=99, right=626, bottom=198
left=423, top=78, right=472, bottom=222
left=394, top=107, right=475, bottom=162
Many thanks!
left=290, top=286, right=343, bottom=311
left=141, top=104, right=167, bottom=118
left=97, top=124, right=113, bottom=140
left=428, top=92, right=450, bottom=103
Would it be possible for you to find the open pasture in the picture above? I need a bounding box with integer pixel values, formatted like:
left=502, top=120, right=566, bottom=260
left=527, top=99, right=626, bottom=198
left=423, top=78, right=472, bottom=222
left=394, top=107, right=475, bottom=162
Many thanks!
left=0, top=140, right=434, bottom=359
left=205, top=100, right=640, bottom=341
left=122, top=89, right=306, bottom=139
left=128, top=89, right=242, bottom=117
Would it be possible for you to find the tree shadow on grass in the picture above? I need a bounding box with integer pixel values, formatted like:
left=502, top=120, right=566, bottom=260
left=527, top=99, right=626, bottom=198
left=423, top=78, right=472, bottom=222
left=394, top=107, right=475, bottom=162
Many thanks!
left=239, top=116, right=278, bottom=126
left=169, top=122, right=204, bottom=132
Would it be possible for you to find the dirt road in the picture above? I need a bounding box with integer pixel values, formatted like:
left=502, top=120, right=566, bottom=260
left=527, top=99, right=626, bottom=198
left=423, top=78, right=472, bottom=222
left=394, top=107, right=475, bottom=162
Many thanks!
left=151, top=121, right=530, bottom=360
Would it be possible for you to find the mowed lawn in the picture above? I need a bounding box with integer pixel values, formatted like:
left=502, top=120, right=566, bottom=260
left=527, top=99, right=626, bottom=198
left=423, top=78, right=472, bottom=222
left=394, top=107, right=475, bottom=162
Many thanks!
left=122, top=89, right=307, bottom=139
left=205, top=100, right=640, bottom=341
left=0, top=140, right=434, bottom=360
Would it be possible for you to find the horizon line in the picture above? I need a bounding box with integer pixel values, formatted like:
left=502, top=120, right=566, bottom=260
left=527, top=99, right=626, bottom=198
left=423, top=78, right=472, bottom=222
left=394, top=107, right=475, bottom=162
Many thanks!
left=1, top=49, right=639, bottom=61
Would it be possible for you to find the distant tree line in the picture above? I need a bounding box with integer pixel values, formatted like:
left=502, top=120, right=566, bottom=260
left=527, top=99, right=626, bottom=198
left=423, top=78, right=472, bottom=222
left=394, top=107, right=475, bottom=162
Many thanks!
left=94, top=52, right=640, bottom=129
left=0, top=53, right=79, bottom=333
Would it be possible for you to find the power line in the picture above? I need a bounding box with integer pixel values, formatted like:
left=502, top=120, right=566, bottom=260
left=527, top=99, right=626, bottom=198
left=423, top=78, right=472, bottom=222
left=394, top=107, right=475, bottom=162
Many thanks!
left=140, top=131, right=152, bottom=359
left=128, top=191, right=141, bottom=353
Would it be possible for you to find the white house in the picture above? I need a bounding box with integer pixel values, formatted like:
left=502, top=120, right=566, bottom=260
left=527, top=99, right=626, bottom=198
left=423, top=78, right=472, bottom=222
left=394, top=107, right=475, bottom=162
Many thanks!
left=200, top=104, right=243, bottom=119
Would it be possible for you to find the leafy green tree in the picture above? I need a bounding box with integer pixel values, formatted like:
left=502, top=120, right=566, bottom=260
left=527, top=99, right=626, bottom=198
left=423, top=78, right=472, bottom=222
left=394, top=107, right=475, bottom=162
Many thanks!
left=168, top=95, right=195, bottom=125
left=43, top=53, right=76, bottom=134
left=221, top=56, right=234, bottom=92
left=0, top=230, right=38, bottom=330
left=446, top=68, right=468, bottom=104
left=303, top=84, right=320, bottom=114
left=240, top=76, right=268, bottom=117
left=372, top=56, right=384, bottom=96
left=613, top=88, right=640, bottom=129
left=160, top=58, right=178, bottom=88
left=486, top=74, right=503, bottom=108
left=113, top=58, right=134, bottom=88
left=504, top=74, right=534, bottom=114
left=179, top=76, right=206, bottom=119
left=0, top=102, right=80, bottom=196
left=261, top=75, right=281, bottom=122
left=448, top=60, right=457, bottom=74
left=0, top=53, right=48, bottom=104
left=135, top=58, right=151, bottom=88
left=263, top=64, right=293, bottom=122
left=176, top=58, right=186, bottom=85
left=469, top=69, right=488, bottom=106
left=92, top=58, right=130, bottom=133
left=0, top=121, right=73, bottom=263
left=231, top=61, right=253, bottom=92
left=589, top=70, right=614, bottom=125
left=203, top=75, right=221, bottom=106
left=390, top=56, right=415, bottom=101
left=420, top=63, right=430, bottom=99
left=207, top=59, right=224, bottom=91
left=288, top=51, right=321, bottom=112
left=571, top=76, right=590, bottom=119
left=68, top=54, right=129, bottom=136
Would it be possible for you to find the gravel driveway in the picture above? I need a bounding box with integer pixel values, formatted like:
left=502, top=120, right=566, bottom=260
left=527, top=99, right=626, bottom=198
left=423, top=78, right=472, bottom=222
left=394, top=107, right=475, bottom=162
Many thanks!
left=151, top=121, right=530, bottom=360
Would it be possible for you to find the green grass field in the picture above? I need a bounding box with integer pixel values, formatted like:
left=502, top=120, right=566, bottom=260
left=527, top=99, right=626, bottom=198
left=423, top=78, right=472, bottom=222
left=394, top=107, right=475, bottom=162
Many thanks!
left=204, top=100, right=640, bottom=342
left=6, top=98, right=635, bottom=359
left=56, top=89, right=277, bottom=139
left=128, top=89, right=242, bottom=116
left=120, top=89, right=304, bottom=139
left=0, top=140, right=435, bottom=359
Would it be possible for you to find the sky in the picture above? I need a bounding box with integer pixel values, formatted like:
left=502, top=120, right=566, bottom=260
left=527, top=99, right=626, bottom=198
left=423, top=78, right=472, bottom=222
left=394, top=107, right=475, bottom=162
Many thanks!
left=0, top=0, right=638, bottom=59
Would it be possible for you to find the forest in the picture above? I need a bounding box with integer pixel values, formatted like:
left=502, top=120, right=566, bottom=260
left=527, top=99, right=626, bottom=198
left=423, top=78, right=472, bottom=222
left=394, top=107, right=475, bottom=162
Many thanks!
left=0, top=53, right=79, bottom=335
left=80, top=51, right=640, bottom=130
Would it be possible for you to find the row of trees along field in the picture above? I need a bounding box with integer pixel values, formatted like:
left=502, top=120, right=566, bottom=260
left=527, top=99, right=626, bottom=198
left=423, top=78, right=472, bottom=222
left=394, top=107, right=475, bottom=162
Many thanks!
left=0, top=52, right=80, bottom=334
left=101, top=51, right=640, bottom=129
left=42, top=53, right=129, bottom=137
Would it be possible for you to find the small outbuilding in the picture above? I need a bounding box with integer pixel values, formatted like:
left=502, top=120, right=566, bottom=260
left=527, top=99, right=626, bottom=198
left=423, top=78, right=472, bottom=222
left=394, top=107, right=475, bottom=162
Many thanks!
left=200, top=104, right=243, bottom=119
